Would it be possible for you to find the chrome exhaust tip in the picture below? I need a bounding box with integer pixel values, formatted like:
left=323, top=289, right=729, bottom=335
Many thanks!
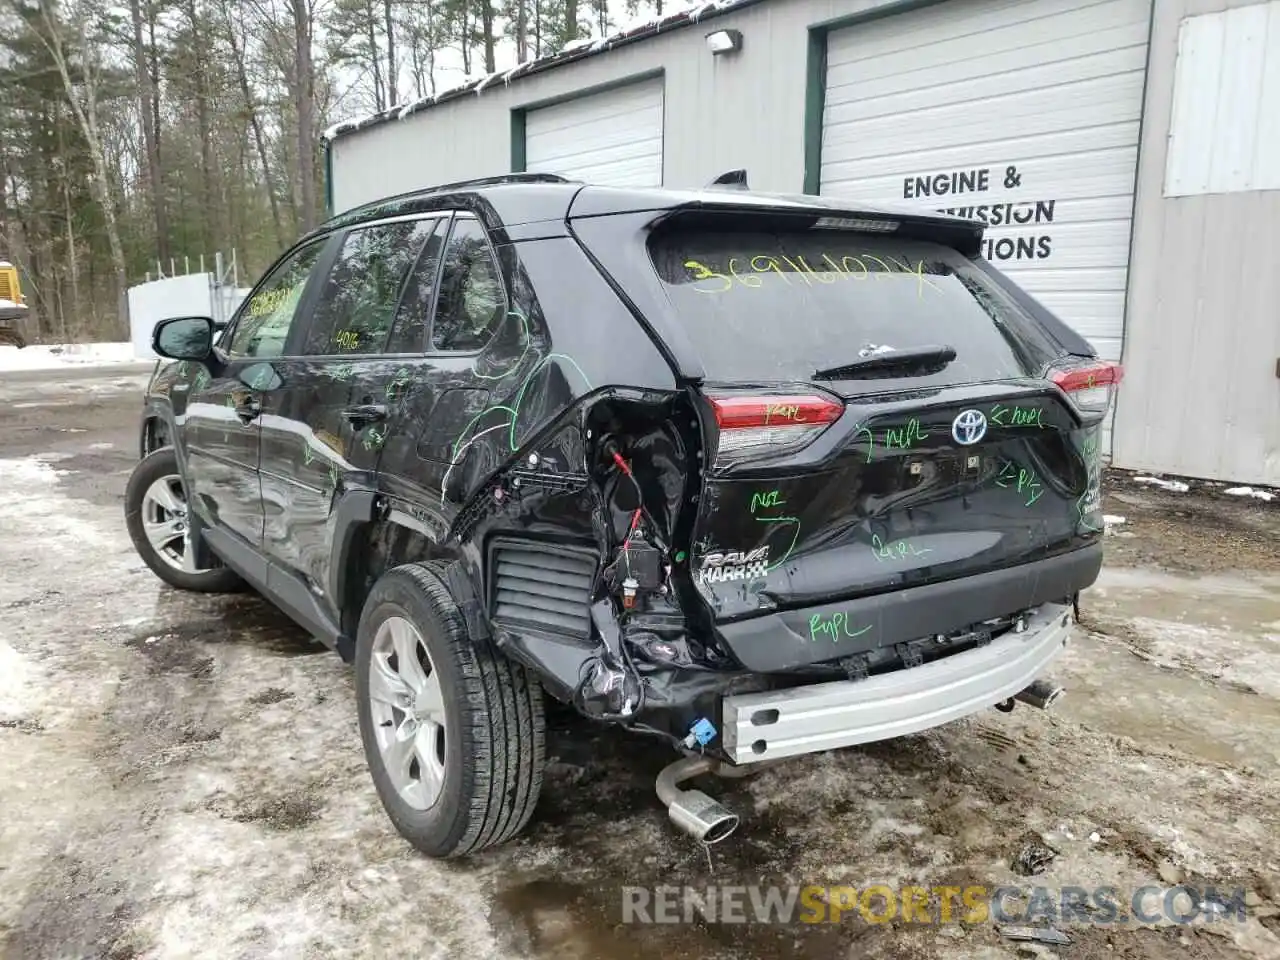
left=667, top=790, right=740, bottom=844
left=1015, top=678, right=1065, bottom=710
left=655, top=756, right=740, bottom=843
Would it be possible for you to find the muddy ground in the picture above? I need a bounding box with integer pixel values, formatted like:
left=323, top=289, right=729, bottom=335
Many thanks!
left=0, top=367, right=1277, bottom=960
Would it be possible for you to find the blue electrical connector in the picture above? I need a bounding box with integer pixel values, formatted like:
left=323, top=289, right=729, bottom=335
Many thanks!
left=687, top=717, right=718, bottom=747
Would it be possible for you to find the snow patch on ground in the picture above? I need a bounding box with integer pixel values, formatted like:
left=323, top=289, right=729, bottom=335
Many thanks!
left=0, top=342, right=140, bottom=371
left=1224, top=486, right=1275, bottom=502
left=1133, top=475, right=1191, bottom=493
left=0, top=456, right=115, bottom=553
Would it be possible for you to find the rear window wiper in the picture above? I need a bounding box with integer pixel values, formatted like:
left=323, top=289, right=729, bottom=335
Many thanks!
left=812, top=345, right=957, bottom=380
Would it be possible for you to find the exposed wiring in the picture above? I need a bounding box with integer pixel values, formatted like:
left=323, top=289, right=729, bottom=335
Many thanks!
left=609, top=449, right=670, bottom=553
left=623, top=507, right=642, bottom=576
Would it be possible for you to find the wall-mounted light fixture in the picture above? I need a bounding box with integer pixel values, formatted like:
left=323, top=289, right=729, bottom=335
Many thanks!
left=705, top=29, right=743, bottom=55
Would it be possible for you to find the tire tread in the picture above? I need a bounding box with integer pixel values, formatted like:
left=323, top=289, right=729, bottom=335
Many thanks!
left=361, top=562, right=544, bottom=857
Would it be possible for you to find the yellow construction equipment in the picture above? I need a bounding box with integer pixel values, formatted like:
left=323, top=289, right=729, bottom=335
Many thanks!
left=0, top=259, right=29, bottom=347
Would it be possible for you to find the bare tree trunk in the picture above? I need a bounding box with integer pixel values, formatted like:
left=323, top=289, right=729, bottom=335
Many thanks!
left=409, top=32, right=425, bottom=99
left=290, top=0, right=317, bottom=231
left=223, top=3, right=284, bottom=245
left=364, top=0, right=384, bottom=110
left=57, top=118, right=81, bottom=334
left=515, top=0, right=527, bottom=61
left=185, top=0, right=218, bottom=254
left=39, top=0, right=129, bottom=339
left=563, top=0, right=577, bottom=47
left=148, top=10, right=163, bottom=218
left=383, top=0, right=397, bottom=106
left=481, top=0, right=496, bottom=72
left=129, top=0, right=169, bottom=262
left=459, top=4, right=471, bottom=74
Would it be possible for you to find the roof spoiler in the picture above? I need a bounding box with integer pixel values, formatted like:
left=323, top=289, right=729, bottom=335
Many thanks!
left=708, top=169, right=748, bottom=191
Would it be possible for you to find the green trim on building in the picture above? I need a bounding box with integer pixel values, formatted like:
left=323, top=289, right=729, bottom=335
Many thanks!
left=803, top=28, right=826, bottom=196
left=801, top=0, right=949, bottom=196
left=510, top=110, right=527, bottom=172
left=323, top=140, right=335, bottom=218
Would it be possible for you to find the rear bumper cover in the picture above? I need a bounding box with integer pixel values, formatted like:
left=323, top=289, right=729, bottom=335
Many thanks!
left=721, top=601, right=1073, bottom=764
left=717, top=544, right=1100, bottom=672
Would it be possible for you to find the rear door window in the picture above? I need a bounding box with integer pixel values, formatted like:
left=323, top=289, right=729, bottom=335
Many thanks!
left=648, top=226, right=1059, bottom=390
left=431, top=217, right=507, bottom=353
left=384, top=217, right=448, bottom=354
left=303, top=218, right=436, bottom=356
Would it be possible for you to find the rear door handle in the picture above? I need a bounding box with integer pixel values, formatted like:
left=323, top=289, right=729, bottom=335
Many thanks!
left=342, top=403, right=388, bottom=428
left=234, top=397, right=261, bottom=425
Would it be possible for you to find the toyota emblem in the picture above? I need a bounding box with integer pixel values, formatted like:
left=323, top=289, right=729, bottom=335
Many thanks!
left=952, top=409, right=988, bottom=446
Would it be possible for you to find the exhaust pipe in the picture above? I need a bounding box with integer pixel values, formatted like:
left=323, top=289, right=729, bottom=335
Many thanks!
left=1015, top=678, right=1065, bottom=710
left=655, top=756, right=740, bottom=843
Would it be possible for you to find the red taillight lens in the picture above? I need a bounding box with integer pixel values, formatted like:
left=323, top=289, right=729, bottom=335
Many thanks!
left=706, top=393, right=845, bottom=467
left=1049, top=359, right=1124, bottom=416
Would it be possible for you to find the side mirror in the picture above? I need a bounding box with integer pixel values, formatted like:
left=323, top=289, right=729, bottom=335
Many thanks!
left=153, top=316, right=215, bottom=361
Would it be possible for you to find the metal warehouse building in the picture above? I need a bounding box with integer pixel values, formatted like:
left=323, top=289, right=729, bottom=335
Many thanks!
left=324, top=0, right=1280, bottom=487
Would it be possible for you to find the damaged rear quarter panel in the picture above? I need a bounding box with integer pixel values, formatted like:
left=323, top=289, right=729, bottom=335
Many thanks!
left=420, top=235, right=710, bottom=724
left=440, top=235, right=678, bottom=516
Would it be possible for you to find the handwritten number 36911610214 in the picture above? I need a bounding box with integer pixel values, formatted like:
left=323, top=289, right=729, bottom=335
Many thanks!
left=684, top=255, right=941, bottom=299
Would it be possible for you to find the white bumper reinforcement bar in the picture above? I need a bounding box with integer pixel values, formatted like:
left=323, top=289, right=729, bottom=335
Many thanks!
left=722, top=602, right=1073, bottom=765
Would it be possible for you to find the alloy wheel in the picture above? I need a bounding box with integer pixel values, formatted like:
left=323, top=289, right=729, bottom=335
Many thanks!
left=140, top=474, right=205, bottom=573
left=368, top=616, right=448, bottom=810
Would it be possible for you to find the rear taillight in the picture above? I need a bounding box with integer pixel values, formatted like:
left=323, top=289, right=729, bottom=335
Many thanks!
left=1049, top=359, right=1124, bottom=416
left=706, top=393, right=844, bottom=468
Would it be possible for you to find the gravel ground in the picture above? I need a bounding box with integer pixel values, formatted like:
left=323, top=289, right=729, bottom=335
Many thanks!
left=1, top=368, right=1278, bottom=960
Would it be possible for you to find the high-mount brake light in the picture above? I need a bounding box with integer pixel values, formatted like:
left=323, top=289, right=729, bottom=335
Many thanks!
left=706, top=393, right=844, bottom=468
left=1048, top=359, right=1124, bottom=415
left=811, top=216, right=900, bottom=233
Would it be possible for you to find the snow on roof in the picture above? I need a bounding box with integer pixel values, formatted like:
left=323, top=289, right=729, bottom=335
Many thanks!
left=321, top=0, right=766, bottom=144
left=0, top=261, right=12, bottom=268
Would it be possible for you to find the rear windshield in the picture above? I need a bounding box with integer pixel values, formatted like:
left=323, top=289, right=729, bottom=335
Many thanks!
left=648, top=226, right=1059, bottom=390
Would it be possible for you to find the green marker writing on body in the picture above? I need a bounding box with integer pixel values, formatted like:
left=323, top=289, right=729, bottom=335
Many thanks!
left=871, top=533, right=932, bottom=562
left=809, top=611, right=872, bottom=643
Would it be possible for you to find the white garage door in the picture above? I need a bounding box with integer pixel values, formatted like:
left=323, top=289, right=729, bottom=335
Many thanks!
left=525, top=78, right=664, bottom=187
left=821, top=0, right=1152, bottom=368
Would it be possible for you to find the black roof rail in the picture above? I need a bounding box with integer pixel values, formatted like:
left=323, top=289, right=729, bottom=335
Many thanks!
left=318, top=173, right=574, bottom=230
left=429, top=172, right=572, bottom=192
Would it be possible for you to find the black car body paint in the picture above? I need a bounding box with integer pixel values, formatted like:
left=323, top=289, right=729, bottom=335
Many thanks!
left=137, top=177, right=1112, bottom=755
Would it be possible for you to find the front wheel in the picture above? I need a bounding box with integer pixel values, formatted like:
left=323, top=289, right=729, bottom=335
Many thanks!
left=124, top=447, right=243, bottom=593
left=355, top=563, right=545, bottom=857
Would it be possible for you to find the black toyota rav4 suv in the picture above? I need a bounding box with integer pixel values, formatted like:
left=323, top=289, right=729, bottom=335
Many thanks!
left=126, top=173, right=1120, bottom=857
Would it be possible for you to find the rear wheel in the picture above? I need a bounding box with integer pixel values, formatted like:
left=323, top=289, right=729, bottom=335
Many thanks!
left=124, top=447, right=242, bottom=593
left=355, top=562, right=545, bottom=857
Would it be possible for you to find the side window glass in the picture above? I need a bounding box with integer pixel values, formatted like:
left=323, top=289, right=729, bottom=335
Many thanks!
left=431, top=218, right=506, bottom=353
left=303, top=218, right=436, bottom=356
left=384, top=218, right=446, bottom=354
left=227, top=239, right=326, bottom=359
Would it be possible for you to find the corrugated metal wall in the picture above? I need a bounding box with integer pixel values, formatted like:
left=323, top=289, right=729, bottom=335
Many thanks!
left=329, top=0, right=907, bottom=213
left=1112, top=0, right=1280, bottom=486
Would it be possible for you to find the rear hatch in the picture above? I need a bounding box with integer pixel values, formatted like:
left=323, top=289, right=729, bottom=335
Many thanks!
left=570, top=201, right=1118, bottom=635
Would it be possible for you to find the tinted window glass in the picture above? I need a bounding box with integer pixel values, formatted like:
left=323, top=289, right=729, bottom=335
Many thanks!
left=431, top=218, right=506, bottom=352
left=384, top=218, right=446, bottom=354
left=648, top=227, right=1059, bottom=391
left=227, top=239, right=326, bottom=359
left=303, top=218, right=435, bottom=356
